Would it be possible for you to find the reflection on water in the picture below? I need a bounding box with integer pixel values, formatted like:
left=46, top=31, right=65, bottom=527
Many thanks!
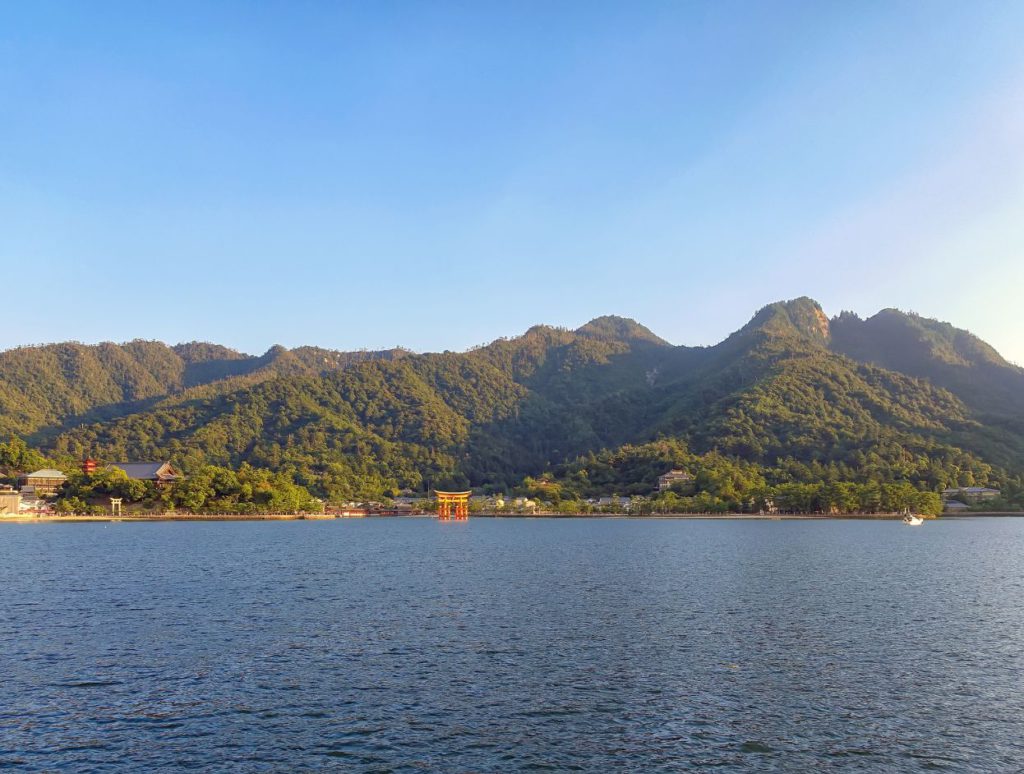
left=2, top=518, right=1023, bottom=770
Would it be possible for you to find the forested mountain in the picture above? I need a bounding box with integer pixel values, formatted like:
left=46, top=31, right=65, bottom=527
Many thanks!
left=0, top=340, right=408, bottom=440
left=3, top=299, right=1022, bottom=505
left=830, top=308, right=1024, bottom=424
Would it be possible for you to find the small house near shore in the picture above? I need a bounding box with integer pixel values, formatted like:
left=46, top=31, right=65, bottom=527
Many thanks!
left=941, top=486, right=1000, bottom=503
left=18, top=469, right=67, bottom=497
left=108, top=461, right=182, bottom=487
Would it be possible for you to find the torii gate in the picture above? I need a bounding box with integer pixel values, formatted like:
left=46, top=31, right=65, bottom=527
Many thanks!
left=435, top=490, right=471, bottom=520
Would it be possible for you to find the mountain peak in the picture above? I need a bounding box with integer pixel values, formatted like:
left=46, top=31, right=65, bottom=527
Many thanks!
left=171, top=341, right=249, bottom=363
left=744, top=297, right=830, bottom=342
left=575, top=316, right=667, bottom=345
left=262, top=344, right=289, bottom=359
left=832, top=307, right=1010, bottom=369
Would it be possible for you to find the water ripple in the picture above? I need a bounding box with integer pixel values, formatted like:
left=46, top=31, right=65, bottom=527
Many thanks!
left=1, top=518, right=1023, bottom=770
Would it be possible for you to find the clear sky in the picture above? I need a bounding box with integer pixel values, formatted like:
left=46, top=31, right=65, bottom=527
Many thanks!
left=2, top=1, right=1023, bottom=363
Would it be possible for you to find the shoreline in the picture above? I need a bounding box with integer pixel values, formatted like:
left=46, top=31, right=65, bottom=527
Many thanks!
left=3, top=511, right=1021, bottom=524
left=0, top=513, right=340, bottom=523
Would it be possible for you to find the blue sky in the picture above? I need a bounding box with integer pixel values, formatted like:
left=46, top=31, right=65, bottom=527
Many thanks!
left=2, top=1, right=1023, bottom=363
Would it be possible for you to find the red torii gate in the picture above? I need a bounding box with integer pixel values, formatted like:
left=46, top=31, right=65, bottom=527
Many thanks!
left=435, top=490, right=471, bottom=520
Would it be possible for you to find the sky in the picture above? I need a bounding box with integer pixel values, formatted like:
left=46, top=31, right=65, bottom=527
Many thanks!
left=2, top=1, right=1023, bottom=363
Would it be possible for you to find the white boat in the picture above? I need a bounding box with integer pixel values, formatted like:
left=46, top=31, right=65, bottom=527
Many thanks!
left=902, top=513, right=924, bottom=526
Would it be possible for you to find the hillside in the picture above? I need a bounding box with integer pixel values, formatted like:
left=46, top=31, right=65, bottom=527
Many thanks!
left=3, top=299, right=1022, bottom=502
left=0, top=340, right=408, bottom=442
left=830, top=308, right=1024, bottom=420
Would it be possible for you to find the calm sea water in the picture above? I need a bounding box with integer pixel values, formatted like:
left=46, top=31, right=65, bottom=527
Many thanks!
left=1, top=517, right=1023, bottom=771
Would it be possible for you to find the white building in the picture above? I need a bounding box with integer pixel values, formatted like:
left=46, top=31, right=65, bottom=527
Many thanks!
left=0, top=486, right=21, bottom=516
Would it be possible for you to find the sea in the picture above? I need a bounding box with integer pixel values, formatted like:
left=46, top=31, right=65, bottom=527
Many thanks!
left=1, top=517, right=1022, bottom=771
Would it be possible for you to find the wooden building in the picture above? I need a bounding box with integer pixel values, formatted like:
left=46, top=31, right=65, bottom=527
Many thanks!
left=657, top=469, right=693, bottom=491
left=18, top=469, right=67, bottom=497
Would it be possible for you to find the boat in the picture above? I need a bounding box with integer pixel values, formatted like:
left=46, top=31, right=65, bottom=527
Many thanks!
left=902, top=512, right=924, bottom=526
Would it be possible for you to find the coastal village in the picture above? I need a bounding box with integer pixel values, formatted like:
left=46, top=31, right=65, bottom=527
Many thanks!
left=0, top=464, right=707, bottom=519
left=0, top=460, right=1002, bottom=519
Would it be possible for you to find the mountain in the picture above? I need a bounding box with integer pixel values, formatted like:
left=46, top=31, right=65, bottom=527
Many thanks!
left=0, top=340, right=409, bottom=441
left=2, top=299, right=1022, bottom=501
left=830, top=308, right=1024, bottom=418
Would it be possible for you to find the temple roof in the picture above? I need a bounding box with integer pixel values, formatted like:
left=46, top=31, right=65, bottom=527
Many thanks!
left=109, top=462, right=178, bottom=480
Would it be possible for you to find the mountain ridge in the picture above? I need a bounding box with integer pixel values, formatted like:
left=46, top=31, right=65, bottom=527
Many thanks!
left=2, top=299, right=1021, bottom=501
